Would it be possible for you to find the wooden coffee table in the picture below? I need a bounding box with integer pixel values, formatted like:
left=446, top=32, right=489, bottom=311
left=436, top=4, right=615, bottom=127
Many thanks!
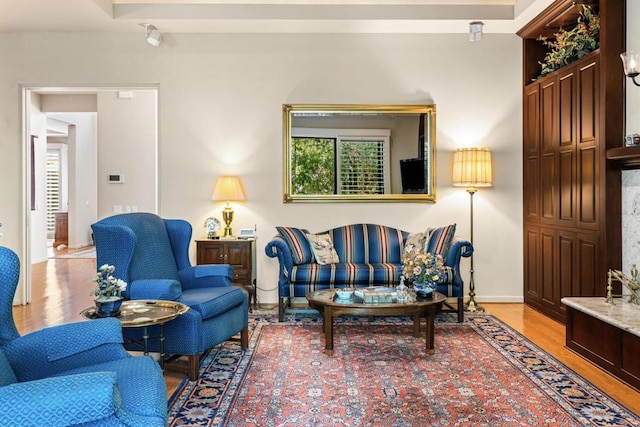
left=307, top=288, right=446, bottom=356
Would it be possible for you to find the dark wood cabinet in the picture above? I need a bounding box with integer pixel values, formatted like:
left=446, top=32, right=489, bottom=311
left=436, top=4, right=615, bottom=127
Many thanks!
left=53, top=211, right=68, bottom=247
left=566, top=304, right=640, bottom=392
left=518, top=0, right=624, bottom=323
left=196, top=239, right=256, bottom=311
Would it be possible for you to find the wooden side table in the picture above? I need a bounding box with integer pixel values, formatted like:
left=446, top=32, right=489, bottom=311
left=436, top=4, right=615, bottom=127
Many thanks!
left=196, top=238, right=256, bottom=312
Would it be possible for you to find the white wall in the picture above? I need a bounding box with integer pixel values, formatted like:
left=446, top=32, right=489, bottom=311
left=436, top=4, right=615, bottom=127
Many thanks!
left=97, top=90, right=157, bottom=218
left=622, top=0, right=640, bottom=275
left=57, top=114, right=98, bottom=248
left=0, top=31, right=523, bottom=304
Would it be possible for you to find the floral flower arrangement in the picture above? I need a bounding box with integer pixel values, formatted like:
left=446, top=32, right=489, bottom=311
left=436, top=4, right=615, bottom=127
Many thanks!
left=90, top=264, right=127, bottom=300
left=401, top=251, right=444, bottom=287
left=537, top=5, right=600, bottom=78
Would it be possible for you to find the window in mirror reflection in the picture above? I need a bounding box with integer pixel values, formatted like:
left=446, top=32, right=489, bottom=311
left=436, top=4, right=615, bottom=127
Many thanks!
left=292, top=128, right=391, bottom=195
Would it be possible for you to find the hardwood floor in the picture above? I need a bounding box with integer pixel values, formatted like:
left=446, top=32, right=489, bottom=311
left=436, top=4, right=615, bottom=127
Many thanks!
left=13, top=254, right=640, bottom=414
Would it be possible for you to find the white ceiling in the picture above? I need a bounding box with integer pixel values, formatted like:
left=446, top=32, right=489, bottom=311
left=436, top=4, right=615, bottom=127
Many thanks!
left=0, top=0, right=552, bottom=34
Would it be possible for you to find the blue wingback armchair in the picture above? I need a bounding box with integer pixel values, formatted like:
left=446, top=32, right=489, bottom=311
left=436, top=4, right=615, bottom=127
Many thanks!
left=91, top=212, right=249, bottom=381
left=0, top=246, right=167, bottom=426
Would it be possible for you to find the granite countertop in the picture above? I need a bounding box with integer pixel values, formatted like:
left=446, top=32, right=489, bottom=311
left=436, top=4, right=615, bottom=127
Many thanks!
left=562, top=297, right=640, bottom=338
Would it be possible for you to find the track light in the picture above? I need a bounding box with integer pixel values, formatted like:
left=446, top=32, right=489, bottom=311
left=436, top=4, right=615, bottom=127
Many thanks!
left=469, top=21, right=483, bottom=42
left=140, top=23, right=161, bottom=47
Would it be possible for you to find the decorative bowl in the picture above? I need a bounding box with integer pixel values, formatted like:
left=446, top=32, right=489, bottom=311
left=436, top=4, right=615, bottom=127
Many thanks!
left=414, top=284, right=434, bottom=299
left=335, top=288, right=355, bottom=300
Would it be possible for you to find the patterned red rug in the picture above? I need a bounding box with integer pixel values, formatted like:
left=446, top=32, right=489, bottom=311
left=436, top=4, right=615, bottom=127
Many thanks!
left=168, top=314, right=640, bottom=426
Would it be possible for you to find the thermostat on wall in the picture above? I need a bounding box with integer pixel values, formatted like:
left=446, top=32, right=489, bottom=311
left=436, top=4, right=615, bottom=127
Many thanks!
left=108, top=174, right=125, bottom=184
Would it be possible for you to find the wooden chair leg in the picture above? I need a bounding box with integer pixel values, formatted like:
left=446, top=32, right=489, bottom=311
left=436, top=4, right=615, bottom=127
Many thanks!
left=241, top=326, right=249, bottom=349
left=188, top=354, right=200, bottom=381
left=278, top=297, right=285, bottom=322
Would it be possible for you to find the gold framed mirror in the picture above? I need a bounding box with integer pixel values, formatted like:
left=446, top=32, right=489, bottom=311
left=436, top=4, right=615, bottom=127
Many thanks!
left=283, top=104, right=436, bottom=203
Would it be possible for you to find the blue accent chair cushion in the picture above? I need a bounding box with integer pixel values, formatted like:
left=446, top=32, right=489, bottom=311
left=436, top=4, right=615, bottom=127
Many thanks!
left=0, top=246, right=166, bottom=426
left=92, top=212, right=249, bottom=381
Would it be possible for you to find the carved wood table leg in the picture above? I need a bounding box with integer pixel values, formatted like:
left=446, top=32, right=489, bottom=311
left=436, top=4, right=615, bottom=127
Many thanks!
left=425, top=306, right=436, bottom=355
left=413, top=312, right=421, bottom=337
left=324, top=306, right=334, bottom=356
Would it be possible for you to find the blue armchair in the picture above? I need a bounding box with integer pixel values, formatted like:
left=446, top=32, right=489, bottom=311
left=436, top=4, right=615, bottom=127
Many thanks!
left=91, top=212, right=249, bottom=381
left=0, top=246, right=167, bottom=426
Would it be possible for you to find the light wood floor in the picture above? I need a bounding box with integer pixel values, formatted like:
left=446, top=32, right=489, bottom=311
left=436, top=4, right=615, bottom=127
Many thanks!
left=14, top=253, right=640, bottom=414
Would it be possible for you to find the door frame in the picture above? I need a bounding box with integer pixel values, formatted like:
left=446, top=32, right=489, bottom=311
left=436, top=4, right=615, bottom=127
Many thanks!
left=19, top=84, right=160, bottom=305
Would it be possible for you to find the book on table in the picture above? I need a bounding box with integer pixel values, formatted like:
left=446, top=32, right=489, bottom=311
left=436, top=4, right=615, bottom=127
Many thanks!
left=354, top=287, right=397, bottom=303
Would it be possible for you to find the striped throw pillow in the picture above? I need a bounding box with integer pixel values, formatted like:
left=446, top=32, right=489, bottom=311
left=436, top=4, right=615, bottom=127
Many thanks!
left=276, top=226, right=314, bottom=265
left=425, top=224, right=456, bottom=259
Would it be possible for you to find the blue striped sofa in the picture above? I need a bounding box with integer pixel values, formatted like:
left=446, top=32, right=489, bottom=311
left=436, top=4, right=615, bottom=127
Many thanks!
left=265, top=223, right=473, bottom=322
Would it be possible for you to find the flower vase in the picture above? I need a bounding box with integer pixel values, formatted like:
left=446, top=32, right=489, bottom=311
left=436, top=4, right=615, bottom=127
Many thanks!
left=94, top=296, right=123, bottom=317
left=414, top=282, right=434, bottom=299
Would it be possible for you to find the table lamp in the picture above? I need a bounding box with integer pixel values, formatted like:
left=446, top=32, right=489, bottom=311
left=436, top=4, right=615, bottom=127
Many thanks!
left=212, top=176, right=246, bottom=238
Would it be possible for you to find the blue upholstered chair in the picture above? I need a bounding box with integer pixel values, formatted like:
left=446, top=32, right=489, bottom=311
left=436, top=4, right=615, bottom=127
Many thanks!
left=0, top=246, right=167, bottom=426
left=91, top=212, right=249, bottom=381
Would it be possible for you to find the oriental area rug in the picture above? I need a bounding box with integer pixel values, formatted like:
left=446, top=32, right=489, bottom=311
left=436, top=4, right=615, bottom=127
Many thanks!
left=167, top=314, right=640, bottom=426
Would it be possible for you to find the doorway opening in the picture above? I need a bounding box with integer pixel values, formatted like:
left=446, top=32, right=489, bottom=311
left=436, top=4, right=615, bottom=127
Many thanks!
left=20, top=85, right=159, bottom=305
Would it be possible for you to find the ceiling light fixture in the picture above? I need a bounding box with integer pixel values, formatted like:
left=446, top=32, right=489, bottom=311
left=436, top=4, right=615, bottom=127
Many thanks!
left=469, top=21, right=484, bottom=42
left=140, top=23, right=161, bottom=47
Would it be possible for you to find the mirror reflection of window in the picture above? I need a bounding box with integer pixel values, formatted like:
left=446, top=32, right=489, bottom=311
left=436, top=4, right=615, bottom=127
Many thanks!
left=283, top=104, right=436, bottom=203
left=292, top=127, right=391, bottom=196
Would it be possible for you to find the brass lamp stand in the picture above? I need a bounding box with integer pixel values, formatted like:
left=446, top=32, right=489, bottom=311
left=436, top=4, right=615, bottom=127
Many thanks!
left=464, top=188, right=482, bottom=312
left=452, top=147, right=493, bottom=313
left=221, top=203, right=235, bottom=238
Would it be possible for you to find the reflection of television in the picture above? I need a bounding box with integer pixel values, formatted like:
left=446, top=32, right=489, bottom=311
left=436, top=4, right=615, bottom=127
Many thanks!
left=400, top=158, right=426, bottom=194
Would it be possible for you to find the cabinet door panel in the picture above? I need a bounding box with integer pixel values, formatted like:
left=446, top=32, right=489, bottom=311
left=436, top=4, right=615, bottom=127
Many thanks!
left=524, top=227, right=541, bottom=300
left=578, top=146, right=598, bottom=227
left=540, top=153, right=556, bottom=224
left=525, top=157, right=540, bottom=222
left=524, top=85, right=540, bottom=155
left=558, top=231, right=575, bottom=315
left=540, top=79, right=557, bottom=224
left=558, top=150, right=575, bottom=225
left=197, top=244, right=225, bottom=265
left=541, top=228, right=556, bottom=306
left=578, top=61, right=597, bottom=145
left=558, top=71, right=575, bottom=149
left=225, top=243, right=249, bottom=268
left=541, top=80, right=557, bottom=151
left=576, top=233, right=599, bottom=297
left=558, top=69, right=576, bottom=227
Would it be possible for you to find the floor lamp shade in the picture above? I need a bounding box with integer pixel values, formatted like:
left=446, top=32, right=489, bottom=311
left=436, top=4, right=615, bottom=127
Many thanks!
left=212, top=176, right=246, bottom=237
left=452, top=147, right=493, bottom=188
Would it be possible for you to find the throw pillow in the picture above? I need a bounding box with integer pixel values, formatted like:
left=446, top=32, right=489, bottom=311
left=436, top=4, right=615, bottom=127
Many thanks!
left=276, top=226, right=314, bottom=265
left=403, top=230, right=429, bottom=259
left=305, top=233, right=340, bottom=265
left=425, top=223, right=457, bottom=259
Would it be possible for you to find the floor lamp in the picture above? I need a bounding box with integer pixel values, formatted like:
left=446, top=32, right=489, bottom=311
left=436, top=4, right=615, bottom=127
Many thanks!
left=452, top=147, right=493, bottom=312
